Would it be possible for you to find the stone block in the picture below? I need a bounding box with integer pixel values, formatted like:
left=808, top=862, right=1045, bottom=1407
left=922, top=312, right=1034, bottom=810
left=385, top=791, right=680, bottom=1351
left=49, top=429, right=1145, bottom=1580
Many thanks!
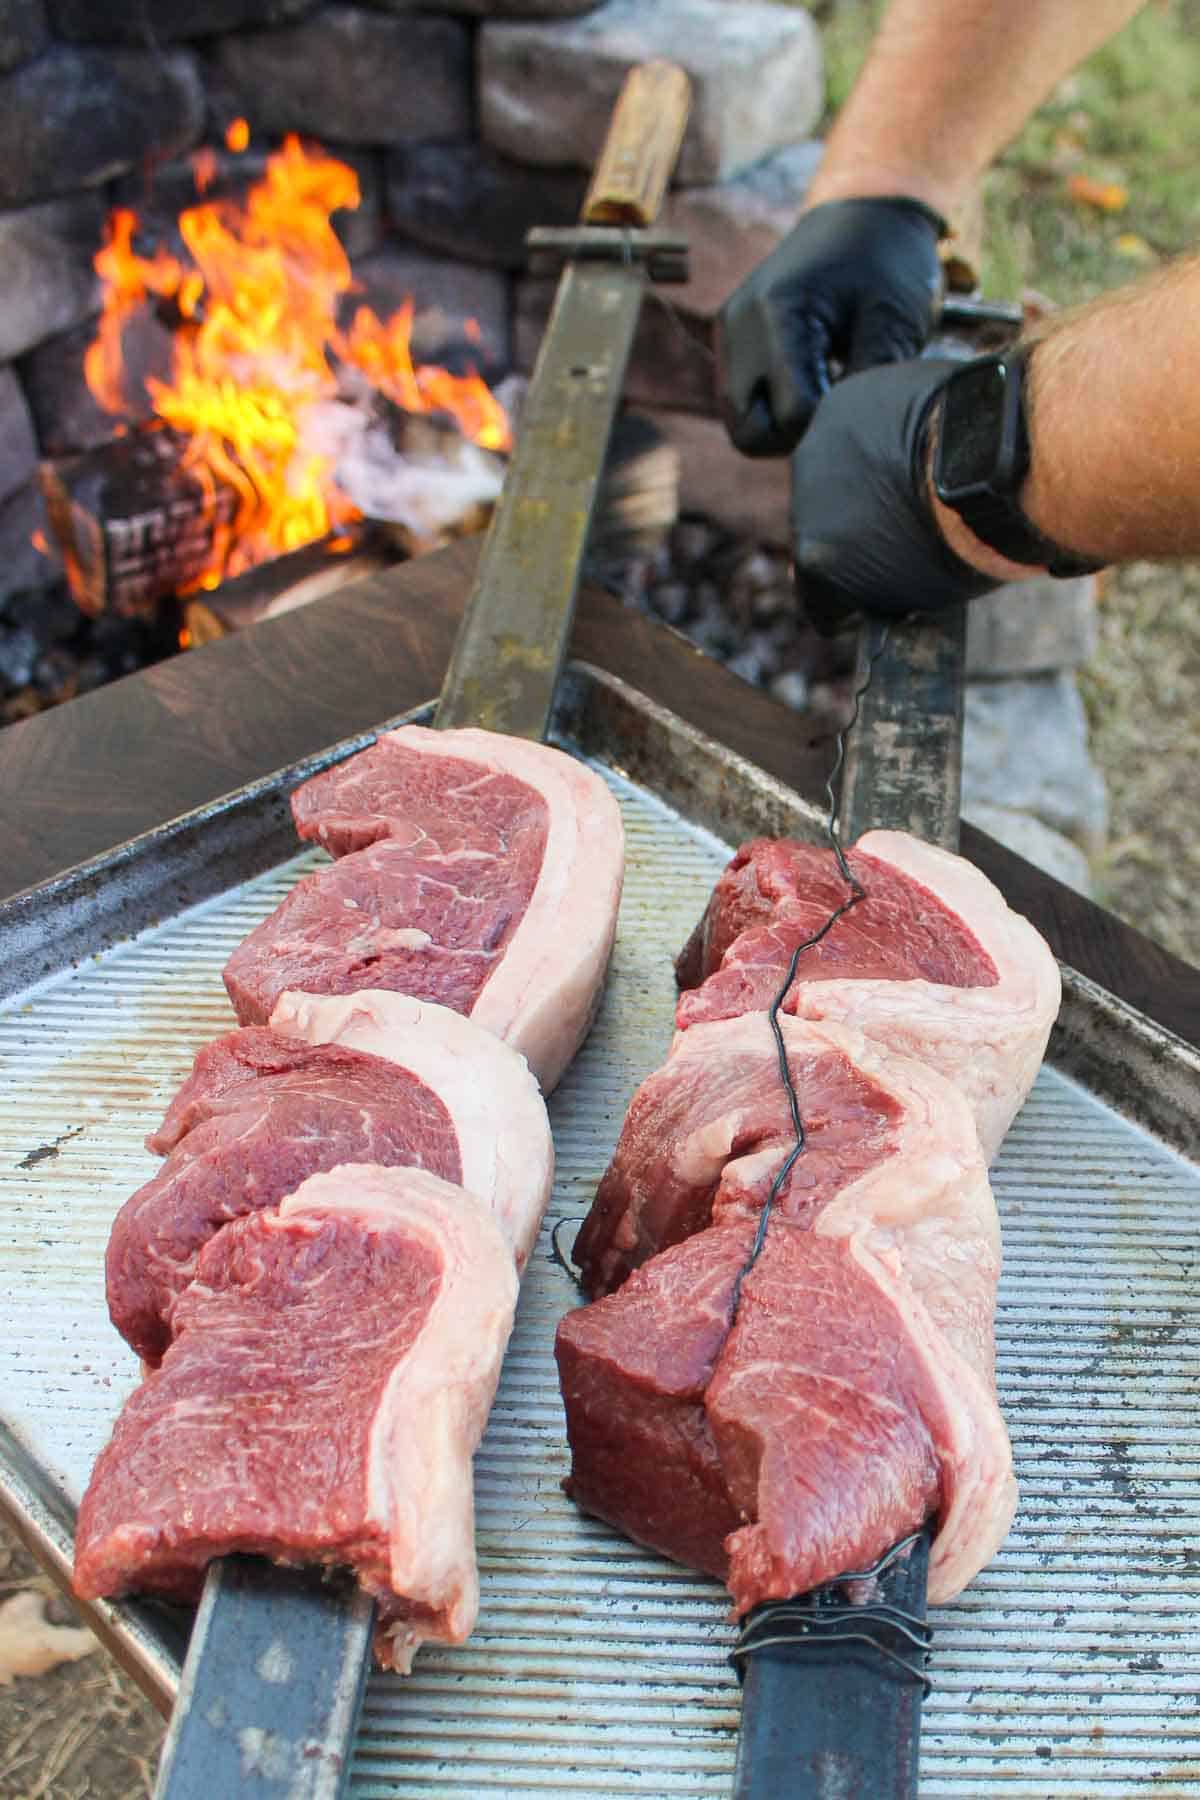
left=347, top=248, right=511, bottom=377
left=366, top=0, right=597, bottom=11
left=0, top=46, right=204, bottom=208
left=209, top=7, right=472, bottom=146
left=0, top=0, right=48, bottom=73
left=0, top=195, right=104, bottom=363
left=644, top=408, right=790, bottom=547
left=962, top=671, right=1108, bottom=851
left=114, top=142, right=385, bottom=263
left=47, top=0, right=316, bottom=39
left=386, top=141, right=586, bottom=269
left=0, top=365, right=38, bottom=502
left=660, top=139, right=823, bottom=317
left=19, top=308, right=173, bottom=456
left=964, top=574, right=1099, bottom=677
left=480, top=0, right=824, bottom=186
left=515, top=275, right=715, bottom=414
left=962, top=802, right=1094, bottom=898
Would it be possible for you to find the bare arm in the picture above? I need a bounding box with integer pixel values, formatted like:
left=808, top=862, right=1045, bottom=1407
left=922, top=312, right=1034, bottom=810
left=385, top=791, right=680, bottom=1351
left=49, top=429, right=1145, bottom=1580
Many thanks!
left=930, top=255, right=1200, bottom=577
left=787, top=252, right=1200, bottom=629
left=807, top=0, right=1147, bottom=222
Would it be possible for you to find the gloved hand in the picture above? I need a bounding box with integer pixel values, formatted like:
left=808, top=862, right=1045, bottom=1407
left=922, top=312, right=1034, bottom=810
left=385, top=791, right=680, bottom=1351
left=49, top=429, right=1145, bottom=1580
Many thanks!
left=716, top=197, right=945, bottom=457
left=790, top=357, right=1008, bottom=633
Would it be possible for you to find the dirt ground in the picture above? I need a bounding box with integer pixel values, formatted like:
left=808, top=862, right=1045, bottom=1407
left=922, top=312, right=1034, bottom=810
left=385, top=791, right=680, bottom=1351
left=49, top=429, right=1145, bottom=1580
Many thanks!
left=0, top=1526, right=161, bottom=1798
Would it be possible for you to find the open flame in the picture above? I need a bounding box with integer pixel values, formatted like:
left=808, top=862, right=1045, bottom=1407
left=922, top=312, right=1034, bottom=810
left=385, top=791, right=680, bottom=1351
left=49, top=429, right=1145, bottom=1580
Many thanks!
left=84, top=123, right=510, bottom=589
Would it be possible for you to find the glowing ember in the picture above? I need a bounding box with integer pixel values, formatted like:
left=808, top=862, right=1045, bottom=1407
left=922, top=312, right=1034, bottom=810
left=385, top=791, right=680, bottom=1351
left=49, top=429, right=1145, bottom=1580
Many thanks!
left=84, top=123, right=510, bottom=588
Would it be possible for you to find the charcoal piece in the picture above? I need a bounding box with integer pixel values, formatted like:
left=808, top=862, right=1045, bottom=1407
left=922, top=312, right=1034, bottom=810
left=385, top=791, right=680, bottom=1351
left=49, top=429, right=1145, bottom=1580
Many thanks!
left=0, top=46, right=204, bottom=208
left=0, top=0, right=47, bottom=73
left=769, top=667, right=811, bottom=712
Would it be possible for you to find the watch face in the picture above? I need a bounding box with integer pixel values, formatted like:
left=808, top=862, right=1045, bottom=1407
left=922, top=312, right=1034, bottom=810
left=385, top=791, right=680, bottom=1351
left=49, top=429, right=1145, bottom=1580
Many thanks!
left=937, top=359, right=1009, bottom=497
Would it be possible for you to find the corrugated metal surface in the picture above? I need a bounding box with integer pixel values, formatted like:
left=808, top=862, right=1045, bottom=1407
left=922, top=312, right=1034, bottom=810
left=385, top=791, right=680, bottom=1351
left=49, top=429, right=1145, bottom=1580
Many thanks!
left=0, top=764, right=1198, bottom=1796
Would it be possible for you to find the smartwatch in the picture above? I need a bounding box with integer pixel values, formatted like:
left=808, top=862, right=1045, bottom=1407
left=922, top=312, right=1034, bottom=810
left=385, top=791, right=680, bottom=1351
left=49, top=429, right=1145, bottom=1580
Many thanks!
left=931, top=351, right=1102, bottom=577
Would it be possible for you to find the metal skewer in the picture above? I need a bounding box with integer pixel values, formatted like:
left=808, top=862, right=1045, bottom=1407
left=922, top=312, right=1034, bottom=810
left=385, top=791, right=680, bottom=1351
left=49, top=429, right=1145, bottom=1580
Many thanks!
left=731, top=605, right=966, bottom=1799
left=153, top=59, right=692, bottom=1800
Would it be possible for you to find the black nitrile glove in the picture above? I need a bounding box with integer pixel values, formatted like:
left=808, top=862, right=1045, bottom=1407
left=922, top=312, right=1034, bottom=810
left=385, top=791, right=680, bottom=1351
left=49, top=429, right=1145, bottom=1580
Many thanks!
left=790, top=357, right=1006, bottom=634
left=717, top=196, right=945, bottom=456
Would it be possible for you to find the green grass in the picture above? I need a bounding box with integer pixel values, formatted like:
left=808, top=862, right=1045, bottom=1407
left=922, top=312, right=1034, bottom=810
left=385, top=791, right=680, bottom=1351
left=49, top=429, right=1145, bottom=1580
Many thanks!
left=817, top=0, right=1200, bottom=304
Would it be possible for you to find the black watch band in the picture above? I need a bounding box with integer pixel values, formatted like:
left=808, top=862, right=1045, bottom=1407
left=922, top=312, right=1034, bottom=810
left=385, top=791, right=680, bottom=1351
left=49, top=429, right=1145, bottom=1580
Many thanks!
left=931, top=351, right=1102, bottom=578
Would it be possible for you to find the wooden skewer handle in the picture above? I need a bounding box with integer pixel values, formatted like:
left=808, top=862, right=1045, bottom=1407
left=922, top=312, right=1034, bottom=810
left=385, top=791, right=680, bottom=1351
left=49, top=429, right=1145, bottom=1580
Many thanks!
left=581, top=60, right=692, bottom=228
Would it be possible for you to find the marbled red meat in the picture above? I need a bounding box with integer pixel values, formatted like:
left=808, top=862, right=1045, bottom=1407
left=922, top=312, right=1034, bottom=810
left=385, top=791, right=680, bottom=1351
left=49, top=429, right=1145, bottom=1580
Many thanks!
left=676, top=829, right=1060, bottom=1160
left=573, top=1013, right=903, bottom=1298
left=77, top=1167, right=519, bottom=1673
left=558, top=1023, right=1017, bottom=1608
left=107, top=1029, right=461, bottom=1365
left=225, top=725, right=625, bottom=1094
left=675, top=839, right=998, bottom=995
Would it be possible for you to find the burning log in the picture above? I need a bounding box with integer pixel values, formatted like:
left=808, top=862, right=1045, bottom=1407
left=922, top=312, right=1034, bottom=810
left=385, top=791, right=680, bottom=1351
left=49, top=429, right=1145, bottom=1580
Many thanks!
left=39, top=428, right=240, bottom=620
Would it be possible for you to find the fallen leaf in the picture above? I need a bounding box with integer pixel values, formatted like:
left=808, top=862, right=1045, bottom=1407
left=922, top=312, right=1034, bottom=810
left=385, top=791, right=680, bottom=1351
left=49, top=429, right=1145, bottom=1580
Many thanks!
left=1067, top=174, right=1128, bottom=213
left=0, top=1589, right=98, bottom=1685
left=1113, top=232, right=1157, bottom=264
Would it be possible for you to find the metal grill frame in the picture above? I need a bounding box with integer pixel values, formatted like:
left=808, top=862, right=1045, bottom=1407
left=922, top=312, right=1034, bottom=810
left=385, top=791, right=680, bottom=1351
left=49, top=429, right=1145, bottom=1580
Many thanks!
left=1, top=663, right=1198, bottom=1796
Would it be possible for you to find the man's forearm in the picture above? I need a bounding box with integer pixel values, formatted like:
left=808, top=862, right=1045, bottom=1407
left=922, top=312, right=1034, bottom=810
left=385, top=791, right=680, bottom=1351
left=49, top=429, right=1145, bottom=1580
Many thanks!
left=930, top=255, right=1200, bottom=574
left=806, top=0, right=1146, bottom=223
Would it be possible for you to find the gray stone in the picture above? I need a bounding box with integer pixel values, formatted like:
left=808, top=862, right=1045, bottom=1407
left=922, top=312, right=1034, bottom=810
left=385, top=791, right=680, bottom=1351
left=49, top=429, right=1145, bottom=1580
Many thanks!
left=515, top=275, right=715, bottom=414
left=0, top=195, right=104, bottom=363
left=0, top=479, right=60, bottom=605
left=645, top=409, right=791, bottom=547
left=386, top=141, right=586, bottom=269
left=346, top=249, right=511, bottom=377
left=962, top=802, right=1095, bottom=898
left=965, top=574, right=1099, bottom=678
left=366, top=0, right=597, bottom=12
left=962, top=671, right=1108, bottom=851
left=0, top=0, right=48, bottom=73
left=19, top=308, right=173, bottom=456
left=210, top=7, right=472, bottom=146
left=480, top=0, right=824, bottom=186
left=0, top=46, right=204, bottom=208
left=47, top=0, right=316, bottom=40
left=0, top=365, right=37, bottom=503
left=114, top=142, right=385, bottom=263
left=659, top=139, right=823, bottom=316
left=769, top=667, right=809, bottom=712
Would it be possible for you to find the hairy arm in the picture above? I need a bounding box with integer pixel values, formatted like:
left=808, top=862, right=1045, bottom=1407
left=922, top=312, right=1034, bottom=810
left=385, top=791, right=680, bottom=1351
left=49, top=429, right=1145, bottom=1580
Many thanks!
left=807, top=0, right=1147, bottom=222
left=934, top=256, right=1200, bottom=576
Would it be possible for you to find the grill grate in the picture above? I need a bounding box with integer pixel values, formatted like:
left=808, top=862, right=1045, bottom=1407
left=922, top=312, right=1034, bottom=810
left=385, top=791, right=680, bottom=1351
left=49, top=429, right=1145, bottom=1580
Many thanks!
left=0, top=763, right=1197, bottom=1796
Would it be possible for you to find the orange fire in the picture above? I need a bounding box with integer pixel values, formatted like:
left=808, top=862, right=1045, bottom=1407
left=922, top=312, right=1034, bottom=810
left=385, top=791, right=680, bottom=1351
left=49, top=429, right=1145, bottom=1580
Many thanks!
left=85, top=122, right=510, bottom=588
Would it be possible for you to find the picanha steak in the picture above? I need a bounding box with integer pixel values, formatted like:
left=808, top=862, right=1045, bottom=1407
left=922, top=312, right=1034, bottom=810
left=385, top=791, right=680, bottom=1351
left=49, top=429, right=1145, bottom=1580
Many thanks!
left=77, top=1166, right=520, bottom=1673
left=558, top=1017, right=1016, bottom=1608
left=558, top=829, right=1060, bottom=1618
left=224, top=726, right=625, bottom=1093
left=675, top=829, right=1060, bottom=1159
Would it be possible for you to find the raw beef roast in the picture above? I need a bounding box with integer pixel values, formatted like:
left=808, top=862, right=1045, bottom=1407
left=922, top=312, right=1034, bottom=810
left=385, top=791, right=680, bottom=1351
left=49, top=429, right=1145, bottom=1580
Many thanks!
left=269, top=989, right=553, bottom=1267
left=107, top=1031, right=462, bottom=1365
left=557, top=1023, right=1016, bottom=1607
left=109, top=1008, right=550, bottom=1364
left=224, top=726, right=625, bottom=1093
left=675, top=830, right=1060, bottom=1159
left=77, top=1166, right=519, bottom=1672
